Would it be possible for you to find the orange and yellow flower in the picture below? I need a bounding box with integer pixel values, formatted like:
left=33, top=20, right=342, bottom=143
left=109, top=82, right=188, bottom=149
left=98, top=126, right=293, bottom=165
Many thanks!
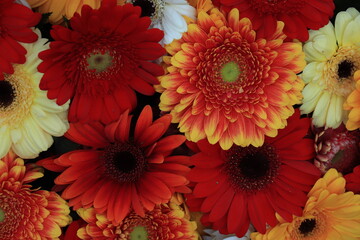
left=344, top=70, right=360, bottom=130
left=251, top=169, right=360, bottom=240
left=159, top=8, right=305, bottom=150
left=0, top=151, right=71, bottom=239
left=77, top=201, right=198, bottom=239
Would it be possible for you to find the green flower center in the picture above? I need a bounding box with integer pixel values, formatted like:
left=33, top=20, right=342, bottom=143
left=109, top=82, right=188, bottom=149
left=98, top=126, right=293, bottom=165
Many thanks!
left=0, top=208, right=5, bottom=222
left=130, top=226, right=148, bottom=240
left=220, top=62, right=241, bottom=83
left=86, top=52, right=113, bottom=73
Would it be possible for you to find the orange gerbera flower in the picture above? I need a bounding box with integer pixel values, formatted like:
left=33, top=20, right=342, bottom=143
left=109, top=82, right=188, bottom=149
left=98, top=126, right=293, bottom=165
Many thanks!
left=0, top=151, right=71, bottom=239
left=159, top=8, right=305, bottom=150
left=76, top=202, right=198, bottom=240
left=39, top=106, right=191, bottom=225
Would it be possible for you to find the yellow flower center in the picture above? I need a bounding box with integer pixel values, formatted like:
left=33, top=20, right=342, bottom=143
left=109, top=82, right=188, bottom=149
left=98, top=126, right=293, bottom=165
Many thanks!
left=0, top=65, right=35, bottom=128
left=221, top=61, right=241, bottom=83
left=86, top=52, right=114, bottom=73
left=323, top=46, right=360, bottom=97
left=130, top=226, right=148, bottom=240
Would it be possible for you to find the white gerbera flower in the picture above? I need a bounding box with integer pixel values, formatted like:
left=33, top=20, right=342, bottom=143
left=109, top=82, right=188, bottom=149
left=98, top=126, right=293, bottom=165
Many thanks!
left=0, top=29, right=69, bottom=159
left=202, top=225, right=254, bottom=240
left=300, top=8, right=360, bottom=128
left=129, top=0, right=196, bottom=45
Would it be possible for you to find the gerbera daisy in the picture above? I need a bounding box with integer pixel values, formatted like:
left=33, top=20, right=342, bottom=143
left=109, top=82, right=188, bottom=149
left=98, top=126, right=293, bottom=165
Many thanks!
left=0, top=151, right=72, bottom=239
left=43, top=106, right=190, bottom=224
left=313, top=124, right=360, bottom=174
left=128, top=0, right=196, bottom=45
left=159, top=8, right=305, bottom=150
left=344, top=70, right=360, bottom=130
left=76, top=201, right=198, bottom=240
left=300, top=8, right=360, bottom=128
left=0, top=0, right=41, bottom=80
left=251, top=168, right=360, bottom=240
left=38, top=0, right=165, bottom=124
left=214, top=0, right=334, bottom=41
left=344, top=165, right=360, bottom=194
left=186, top=110, right=320, bottom=236
left=0, top=29, right=69, bottom=159
left=27, top=0, right=100, bottom=24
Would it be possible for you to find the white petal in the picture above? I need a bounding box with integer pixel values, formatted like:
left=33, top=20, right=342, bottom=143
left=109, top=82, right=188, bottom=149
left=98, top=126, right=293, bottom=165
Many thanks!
left=0, top=126, right=11, bottom=158
left=335, top=11, right=353, bottom=46
left=325, top=94, right=344, bottom=128
left=312, top=91, right=331, bottom=127
left=10, top=128, right=22, bottom=144
left=23, top=117, right=53, bottom=152
left=342, top=15, right=360, bottom=47
left=33, top=111, right=69, bottom=136
left=163, top=7, right=187, bottom=30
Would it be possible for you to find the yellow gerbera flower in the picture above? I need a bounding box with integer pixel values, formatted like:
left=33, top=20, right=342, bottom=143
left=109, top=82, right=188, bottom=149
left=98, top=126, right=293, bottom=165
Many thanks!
left=344, top=70, right=360, bottom=130
left=300, top=8, right=360, bottom=128
left=251, top=169, right=360, bottom=240
left=0, top=29, right=69, bottom=159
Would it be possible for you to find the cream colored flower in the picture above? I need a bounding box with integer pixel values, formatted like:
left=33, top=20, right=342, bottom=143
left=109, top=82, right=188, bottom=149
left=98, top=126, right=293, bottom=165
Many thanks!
left=300, top=8, right=360, bottom=128
left=0, top=29, right=69, bottom=159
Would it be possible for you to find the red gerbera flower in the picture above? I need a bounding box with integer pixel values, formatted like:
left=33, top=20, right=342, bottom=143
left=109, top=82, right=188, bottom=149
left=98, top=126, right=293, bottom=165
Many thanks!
left=344, top=165, right=360, bottom=194
left=41, top=105, right=191, bottom=225
left=0, top=0, right=41, bottom=79
left=38, top=0, right=165, bottom=124
left=186, top=110, right=321, bottom=237
left=215, top=0, right=334, bottom=41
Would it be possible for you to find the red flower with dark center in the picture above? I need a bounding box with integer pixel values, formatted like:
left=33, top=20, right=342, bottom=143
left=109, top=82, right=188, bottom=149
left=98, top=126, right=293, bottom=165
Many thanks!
left=39, top=105, right=191, bottom=225
left=214, top=0, right=334, bottom=41
left=186, top=110, right=321, bottom=237
left=38, top=0, right=165, bottom=124
left=0, top=0, right=41, bottom=79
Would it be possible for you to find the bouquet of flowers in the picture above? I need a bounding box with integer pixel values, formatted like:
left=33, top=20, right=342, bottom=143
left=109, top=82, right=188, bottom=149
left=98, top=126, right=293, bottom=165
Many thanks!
left=0, top=0, right=359, bottom=239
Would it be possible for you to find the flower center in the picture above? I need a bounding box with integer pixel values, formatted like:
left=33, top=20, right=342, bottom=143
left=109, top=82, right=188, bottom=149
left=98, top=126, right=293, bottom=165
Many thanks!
left=86, top=52, right=113, bottom=73
left=314, top=127, right=360, bottom=174
left=132, top=0, right=164, bottom=21
left=298, top=218, right=316, bottom=236
left=0, top=65, right=35, bottom=128
left=323, top=46, right=360, bottom=97
left=130, top=225, right=149, bottom=240
left=337, top=60, right=354, bottom=79
left=224, top=144, right=280, bottom=192
left=0, top=80, right=15, bottom=108
left=0, top=208, right=5, bottom=222
left=221, top=61, right=241, bottom=83
left=103, top=142, right=147, bottom=183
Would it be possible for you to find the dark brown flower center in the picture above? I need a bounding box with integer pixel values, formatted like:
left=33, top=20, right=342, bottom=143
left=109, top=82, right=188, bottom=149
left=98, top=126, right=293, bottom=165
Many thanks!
left=224, top=144, right=280, bottom=192
left=337, top=60, right=354, bottom=79
left=103, top=142, right=147, bottom=183
left=298, top=218, right=316, bottom=236
left=0, top=80, right=15, bottom=109
left=133, top=0, right=156, bottom=17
